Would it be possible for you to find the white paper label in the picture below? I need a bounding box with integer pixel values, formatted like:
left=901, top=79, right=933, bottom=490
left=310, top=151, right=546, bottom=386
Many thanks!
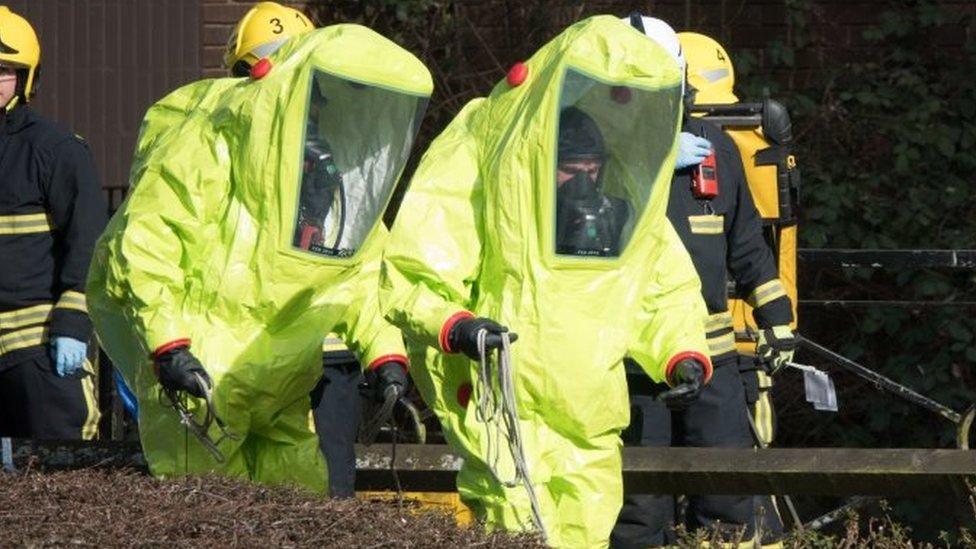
left=1, top=437, right=13, bottom=471
left=788, top=362, right=839, bottom=412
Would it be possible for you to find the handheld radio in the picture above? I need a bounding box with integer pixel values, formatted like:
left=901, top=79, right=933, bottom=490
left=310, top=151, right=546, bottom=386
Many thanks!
left=692, top=129, right=718, bottom=199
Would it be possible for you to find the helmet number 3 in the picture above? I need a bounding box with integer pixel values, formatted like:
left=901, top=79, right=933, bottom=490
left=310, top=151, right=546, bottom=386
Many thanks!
left=270, top=17, right=283, bottom=34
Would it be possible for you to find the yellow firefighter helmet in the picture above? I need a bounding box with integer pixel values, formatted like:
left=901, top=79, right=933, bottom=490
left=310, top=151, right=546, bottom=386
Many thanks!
left=224, top=1, right=313, bottom=76
left=677, top=32, right=737, bottom=105
left=0, top=6, right=40, bottom=103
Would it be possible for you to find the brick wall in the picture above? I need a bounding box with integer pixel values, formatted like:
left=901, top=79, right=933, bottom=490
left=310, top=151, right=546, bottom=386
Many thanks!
left=8, top=0, right=202, bottom=190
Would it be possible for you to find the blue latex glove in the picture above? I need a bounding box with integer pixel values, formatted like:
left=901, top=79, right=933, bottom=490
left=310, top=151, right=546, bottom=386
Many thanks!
left=50, top=336, right=88, bottom=377
left=675, top=132, right=713, bottom=170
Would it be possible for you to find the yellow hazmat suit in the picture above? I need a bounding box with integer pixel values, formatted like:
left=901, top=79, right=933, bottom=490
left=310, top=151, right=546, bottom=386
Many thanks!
left=380, top=16, right=710, bottom=548
left=87, top=25, right=428, bottom=491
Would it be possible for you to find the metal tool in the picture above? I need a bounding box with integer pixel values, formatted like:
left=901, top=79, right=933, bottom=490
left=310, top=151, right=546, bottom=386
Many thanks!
left=359, top=386, right=399, bottom=445
left=797, top=336, right=976, bottom=449
left=803, top=496, right=874, bottom=531
left=738, top=329, right=975, bottom=448
left=359, top=384, right=427, bottom=446
left=159, top=372, right=239, bottom=463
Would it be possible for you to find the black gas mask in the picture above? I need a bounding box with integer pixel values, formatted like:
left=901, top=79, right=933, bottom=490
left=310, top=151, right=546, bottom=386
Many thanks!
left=294, top=120, right=346, bottom=251
left=554, top=107, right=629, bottom=257
left=556, top=170, right=628, bottom=257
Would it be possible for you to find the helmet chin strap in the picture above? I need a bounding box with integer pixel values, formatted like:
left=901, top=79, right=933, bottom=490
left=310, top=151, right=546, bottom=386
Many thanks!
left=231, top=60, right=251, bottom=78
left=2, top=67, right=30, bottom=110
left=628, top=12, right=646, bottom=33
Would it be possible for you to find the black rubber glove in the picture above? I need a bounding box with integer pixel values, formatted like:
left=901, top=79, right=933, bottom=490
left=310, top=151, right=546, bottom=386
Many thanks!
left=756, top=325, right=799, bottom=375
left=367, top=361, right=409, bottom=403
left=154, top=347, right=212, bottom=398
left=658, top=359, right=706, bottom=409
left=449, top=317, right=518, bottom=361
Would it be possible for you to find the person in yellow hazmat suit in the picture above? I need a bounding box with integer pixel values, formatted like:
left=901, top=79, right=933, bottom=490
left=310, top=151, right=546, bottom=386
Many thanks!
left=222, top=1, right=411, bottom=499
left=86, top=21, right=430, bottom=492
left=380, top=16, right=712, bottom=548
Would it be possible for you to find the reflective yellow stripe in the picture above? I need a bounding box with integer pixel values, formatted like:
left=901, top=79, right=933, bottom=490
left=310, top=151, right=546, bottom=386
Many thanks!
left=0, top=325, right=49, bottom=356
left=0, top=304, right=53, bottom=330
left=322, top=334, right=349, bottom=352
left=760, top=395, right=774, bottom=444
left=0, top=213, right=52, bottom=235
left=757, top=400, right=768, bottom=444
left=750, top=400, right=769, bottom=446
left=747, top=279, right=787, bottom=308
left=80, top=358, right=100, bottom=440
left=752, top=371, right=775, bottom=446
left=705, top=311, right=733, bottom=333
left=688, top=214, right=724, bottom=235
left=55, top=291, right=87, bottom=313
left=706, top=331, right=736, bottom=356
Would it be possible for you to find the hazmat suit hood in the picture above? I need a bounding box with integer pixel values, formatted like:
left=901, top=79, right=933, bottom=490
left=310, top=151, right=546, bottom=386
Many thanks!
left=129, top=79, right=240, bottom=169
left=88, top=25, right=431, bottom=488
left=381, top=15, right=708, bottom=547
left=384, top=14, right=695, bottom=399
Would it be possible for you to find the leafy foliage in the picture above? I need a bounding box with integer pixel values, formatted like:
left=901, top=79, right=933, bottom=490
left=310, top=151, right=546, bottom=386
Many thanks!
left=732, top=0, right=976, bottom=450
left=734, top=1, right=976, bottom=538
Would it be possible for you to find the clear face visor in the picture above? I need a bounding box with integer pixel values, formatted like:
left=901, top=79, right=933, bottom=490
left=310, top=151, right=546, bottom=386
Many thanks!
left=293, top=70, right=428, bottom=257
left=554, top=68, right=680, bottom=258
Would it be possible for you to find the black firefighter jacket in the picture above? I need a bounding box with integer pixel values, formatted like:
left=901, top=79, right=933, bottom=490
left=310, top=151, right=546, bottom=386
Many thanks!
left=667, top=117, right=793, bottom=366
left=0, top=105, right=107, bottom=370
